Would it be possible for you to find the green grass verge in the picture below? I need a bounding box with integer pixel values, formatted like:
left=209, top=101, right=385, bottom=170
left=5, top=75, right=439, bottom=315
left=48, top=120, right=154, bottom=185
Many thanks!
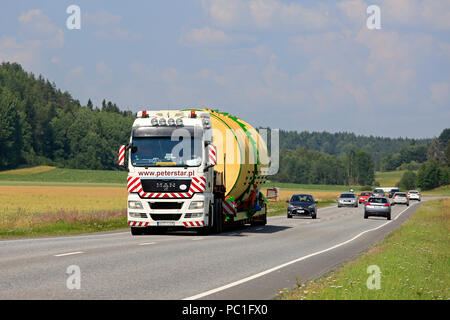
left=0, top=211, right=127, bottom=239
left=278, top=198, right=450, bottom=300
left=0, top=166, right=127, bottom=184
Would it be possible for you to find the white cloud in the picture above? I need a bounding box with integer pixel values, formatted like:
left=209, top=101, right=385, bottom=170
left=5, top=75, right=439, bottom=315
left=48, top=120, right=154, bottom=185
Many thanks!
left=180, top=27, right=232, bottom=46
left=18, top=9, right=64, bottom=47
left=202, top=0, right=332, bottom=30
left=378, top=0, right=450, bottom=31
left=85, top=11, right=140, bottom=39
left=0, top=37, right=36, bottom=66
left=84, top=12, right=122, bottom=26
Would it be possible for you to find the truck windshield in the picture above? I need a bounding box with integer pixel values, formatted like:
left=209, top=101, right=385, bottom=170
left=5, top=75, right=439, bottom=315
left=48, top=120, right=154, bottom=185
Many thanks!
left=131, top=137, right=202, bottom=167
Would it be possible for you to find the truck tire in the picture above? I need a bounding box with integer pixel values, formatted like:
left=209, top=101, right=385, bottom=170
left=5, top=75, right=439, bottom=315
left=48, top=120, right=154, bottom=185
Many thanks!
left=251, top=204, right=267, bottom=226
left=131, top=227, right=145, bottom=236
left=212, top=201, right=223, bottom=234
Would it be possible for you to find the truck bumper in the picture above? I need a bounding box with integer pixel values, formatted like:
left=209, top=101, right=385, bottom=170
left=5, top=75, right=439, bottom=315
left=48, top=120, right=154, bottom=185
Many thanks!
left=127, top=193, right=209, bottom=228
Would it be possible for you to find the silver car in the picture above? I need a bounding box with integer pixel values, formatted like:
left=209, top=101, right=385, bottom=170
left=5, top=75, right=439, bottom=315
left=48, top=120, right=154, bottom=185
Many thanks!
left=338, top=193, right=358, bottom=207
left=364, top=196, right=391, bottom=220
left=392, top=192, right=409, bottom=206
left=407, top=190, right=422, bottom=201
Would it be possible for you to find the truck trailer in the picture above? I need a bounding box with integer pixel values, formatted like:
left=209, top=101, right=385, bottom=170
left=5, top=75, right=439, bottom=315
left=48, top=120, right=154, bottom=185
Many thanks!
left=119, top=109, right=270, bottom=235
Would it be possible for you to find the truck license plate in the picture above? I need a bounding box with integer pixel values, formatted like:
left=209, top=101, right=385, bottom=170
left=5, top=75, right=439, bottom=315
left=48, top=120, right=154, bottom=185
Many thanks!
left=157, top=221, right=175, bottom=226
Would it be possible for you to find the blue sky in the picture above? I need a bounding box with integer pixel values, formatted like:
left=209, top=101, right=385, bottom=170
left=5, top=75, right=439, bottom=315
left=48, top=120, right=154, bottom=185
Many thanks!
left=1, top=0, right=449, bottom=138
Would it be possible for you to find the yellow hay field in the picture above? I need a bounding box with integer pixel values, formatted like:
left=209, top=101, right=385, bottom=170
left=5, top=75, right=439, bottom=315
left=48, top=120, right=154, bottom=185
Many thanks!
left=0, top=185, right=128, bottom=215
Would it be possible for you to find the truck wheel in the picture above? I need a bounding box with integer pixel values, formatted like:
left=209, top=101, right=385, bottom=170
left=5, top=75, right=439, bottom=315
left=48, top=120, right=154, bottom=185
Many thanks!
left=252, top=204, right=267, bottom=226
left=212, top=201, right=223, bottom=234
left=131, top=227, right=144, bottom=236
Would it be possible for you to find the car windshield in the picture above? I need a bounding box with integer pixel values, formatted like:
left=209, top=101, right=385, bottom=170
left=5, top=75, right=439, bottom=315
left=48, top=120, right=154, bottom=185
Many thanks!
left=360, top=192, right=371, bottom=196
left=409, top=191, right=418, bottom=194
left=131, top=136, right=202, bottom=167
left=396, top=193, right=406, bottom=197
left=340, top=193, right=355, bottom=198
left=291, top=195, right=313, bottom=203
left=368, top=198, right=388, bottom=203
left=374, top=189, right=384, bottom=193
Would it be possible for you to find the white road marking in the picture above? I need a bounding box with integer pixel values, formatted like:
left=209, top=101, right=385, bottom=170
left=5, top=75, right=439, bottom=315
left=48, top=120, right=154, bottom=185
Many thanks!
left=183, top=203, right=416, bottom=300
left=139, top=242, right=156, bottom=246
left=192, top=237, right=204, bottom=241
left=54, top=251, right=84, bottom=257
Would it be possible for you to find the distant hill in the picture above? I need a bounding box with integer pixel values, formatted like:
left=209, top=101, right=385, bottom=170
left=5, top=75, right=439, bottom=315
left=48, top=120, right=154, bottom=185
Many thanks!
left=0, top=62, right=436, bottom=178
left=0, top=62, right=133, bottom=170
left=278, top=130, right=429, bottom=170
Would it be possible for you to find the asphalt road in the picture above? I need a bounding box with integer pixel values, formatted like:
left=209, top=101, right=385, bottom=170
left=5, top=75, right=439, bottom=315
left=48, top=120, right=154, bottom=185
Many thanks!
left=0, top=198, right=431, bottom=300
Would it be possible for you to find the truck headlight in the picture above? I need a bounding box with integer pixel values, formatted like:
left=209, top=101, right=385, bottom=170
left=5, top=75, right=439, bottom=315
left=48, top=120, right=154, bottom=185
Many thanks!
left=189, top=201, right=204, bottom=210
left=128, top=200, right=143, bottom=209
left=129, top=212, right=146, bottom=218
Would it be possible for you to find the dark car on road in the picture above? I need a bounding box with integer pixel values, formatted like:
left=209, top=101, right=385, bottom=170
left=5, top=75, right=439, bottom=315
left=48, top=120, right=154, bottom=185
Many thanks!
left=364, top=196, right=391, bottom=220
left=373, top=188, right=386, bottom=197
left=389, top=188, right=400, bottom=198
left=287, top=194, right=317, bottom=219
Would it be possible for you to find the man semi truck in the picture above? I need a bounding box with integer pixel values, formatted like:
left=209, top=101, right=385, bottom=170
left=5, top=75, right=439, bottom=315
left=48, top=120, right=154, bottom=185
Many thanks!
left=119, top=109, right=270, bottom=235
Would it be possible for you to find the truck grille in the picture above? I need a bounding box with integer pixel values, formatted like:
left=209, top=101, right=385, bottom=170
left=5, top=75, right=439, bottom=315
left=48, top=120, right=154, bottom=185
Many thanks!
left=149, top=202, right=183, bottom=210
left=140, top=179, right=191, bottom=193
left=150, top=214, right=182, bottom=221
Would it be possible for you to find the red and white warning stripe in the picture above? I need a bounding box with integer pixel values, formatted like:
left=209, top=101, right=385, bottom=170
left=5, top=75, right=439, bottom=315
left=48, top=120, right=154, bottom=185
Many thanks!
left=183, top=221, right=205, bottom=227
left=223, top=200, right=236, bottom=216
left=208, top=144, right=217, bottom=166
left=128, top=221, right=149, bottom=227
left=119, top=145, right=126, bottom=166
left=127, top=176, right=206, bottom=198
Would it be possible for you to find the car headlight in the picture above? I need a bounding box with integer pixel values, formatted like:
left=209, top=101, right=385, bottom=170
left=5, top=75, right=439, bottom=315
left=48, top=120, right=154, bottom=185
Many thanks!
left=308, top=205, right=315, bottom=209
left=189, top=201, right=204, bottom=210
left=128, top=200, right=143, bottom=209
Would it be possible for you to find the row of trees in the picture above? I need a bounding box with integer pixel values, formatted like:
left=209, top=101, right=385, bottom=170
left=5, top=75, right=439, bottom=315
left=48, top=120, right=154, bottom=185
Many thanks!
left=398, top=130, right=450, bottom=190
left=279, top=130, right=428, bottom=170
left=272, top=147, right=375, bottom=186
left=0, top=62, right=133, bottom=170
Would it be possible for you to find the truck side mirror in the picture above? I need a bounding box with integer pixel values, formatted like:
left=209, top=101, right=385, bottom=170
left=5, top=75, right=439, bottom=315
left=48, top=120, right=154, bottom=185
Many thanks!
left=207, top=144, right=217, bottom=167
left=203, top=144, right=217, bottom=172
left=119, top=145, right=126, bottom=166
